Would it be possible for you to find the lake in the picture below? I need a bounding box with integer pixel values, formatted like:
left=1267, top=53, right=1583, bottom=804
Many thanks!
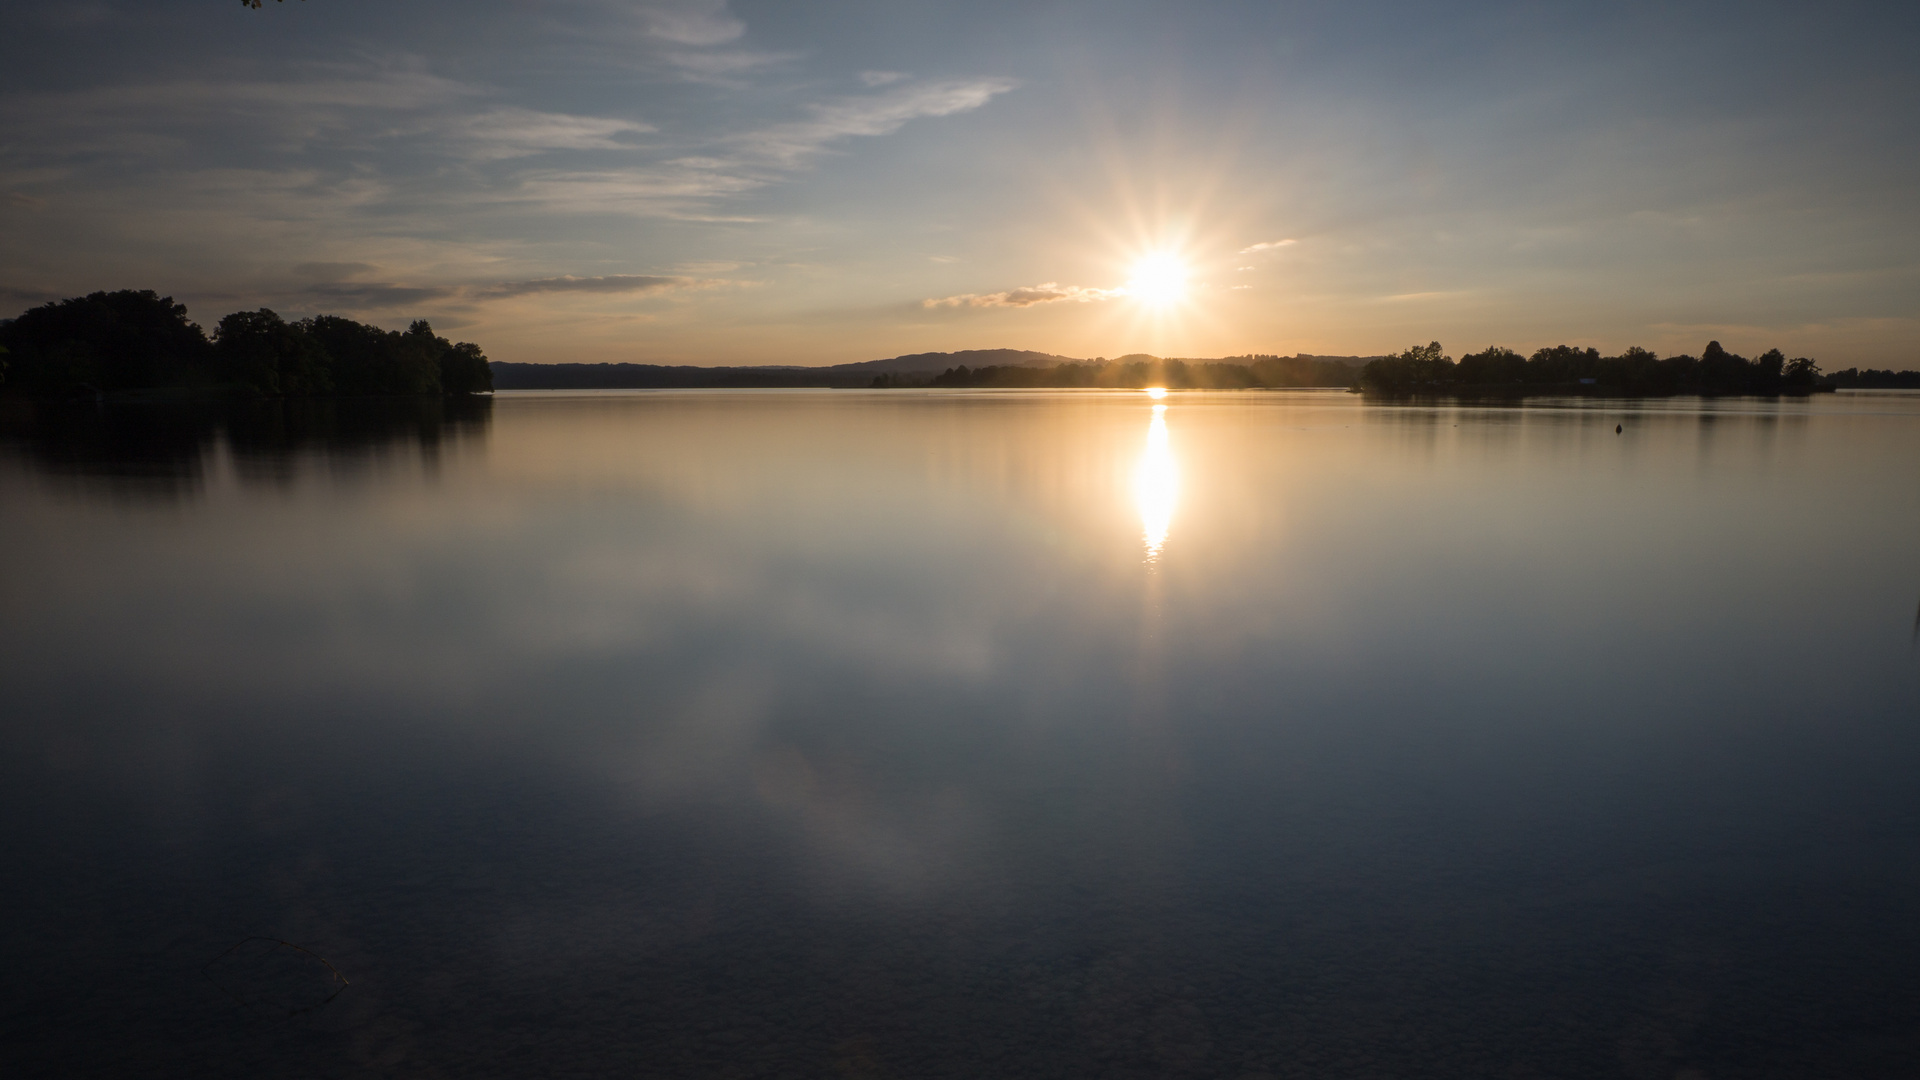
left=3, top=388, right=1918, bottom=1079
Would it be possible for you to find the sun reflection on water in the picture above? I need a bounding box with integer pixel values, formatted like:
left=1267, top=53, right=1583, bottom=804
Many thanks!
left=1135, top=401, right=1178, bottom=562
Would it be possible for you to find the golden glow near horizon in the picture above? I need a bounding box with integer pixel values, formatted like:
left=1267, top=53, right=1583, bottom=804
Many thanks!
left=1144, top=386, right=1168, bottom=399
left=1134, top=402, right=1178, bottom=563
left=1125, top=252, right=1190, bottom=309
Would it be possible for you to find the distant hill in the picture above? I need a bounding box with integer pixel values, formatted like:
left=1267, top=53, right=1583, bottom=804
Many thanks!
left=489, top=348, right=1086, bottom=389
left=489, top=362, right=862, bottom=390
left=1292, top=355, right=1377, bottom=368
left=837, top=349, right=1084, bottom=374
left=488, top=350, right=1375, bottom=390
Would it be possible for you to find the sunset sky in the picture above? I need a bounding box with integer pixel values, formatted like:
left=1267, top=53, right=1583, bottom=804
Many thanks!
left=3, top=0, right=1916, bottom=367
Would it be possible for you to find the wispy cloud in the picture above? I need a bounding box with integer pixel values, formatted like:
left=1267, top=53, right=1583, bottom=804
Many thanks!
left=294, top=261, right=379, bottom=281
left=1240, top=239, right=1297, bottom=254
left=0, top=63, right=481, bottom=161
left=739, top=79, right=1018, bottom=166
left=0, top=42, right=1014, bottom=223
left=477, top=274, right=686, bottom=298
left=510, top=165, right=767, bottom=216
left=306, top=282, right=457, bottom=308
left=291, top=274, right=707, bottom=311
left=0, top=64, right=648, bottom=166
left=454, top=108, right=653, bottom=160
left=0, top=0, right=1023, bottom=330
left=924, top=282, right=1123, bottom=309
left=628, top=0, right=801, bottom=84
left=637, top=0, right=745, bottom=46
left=0, top=284, right=60, bottom=306
left=20, top=67, right=476, bottom=118
left=504, top=78, right=1018, bottom=216
left=663, top=48, right=797, bottom=81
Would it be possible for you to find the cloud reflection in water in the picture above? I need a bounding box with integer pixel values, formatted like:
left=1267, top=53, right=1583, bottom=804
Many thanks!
left=8, top=391, right=1920, bottom=1077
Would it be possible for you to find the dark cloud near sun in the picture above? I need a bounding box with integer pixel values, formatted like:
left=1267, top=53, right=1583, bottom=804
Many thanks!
left=477, top=275, right=689, bottom=299
left=303, top=282, right=457, bottom=308
left=283, top=275, right=703, bottom=311
left=295, top=262, right=379, bottom=282
left=926, top=283, right=1122, bottom=309
left=0, top=284, right=60, bottom=307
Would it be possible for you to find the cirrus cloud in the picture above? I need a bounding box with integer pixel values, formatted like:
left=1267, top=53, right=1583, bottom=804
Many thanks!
left=454, top=108, right=654, bottom=160
left=290, top=274, right=711, bottom=311
left=638, top=0, right=744, bottom=46
left=477, top=274, right=686, bottom=299
left=740, top=78, right=1018, bottom=166
left=923, top=282, right=1123, bottom=309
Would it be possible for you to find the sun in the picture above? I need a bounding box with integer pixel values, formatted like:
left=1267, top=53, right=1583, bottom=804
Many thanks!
left=1126, top=252, right=1189, bottom=308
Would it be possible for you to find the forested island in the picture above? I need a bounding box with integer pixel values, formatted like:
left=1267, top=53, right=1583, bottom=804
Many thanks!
left=1825, top=367, right=1920, bottom=390
left=1353, top=341, right=1828, bottom=396
left=919, top=341, right=1855, bottom=396
left=0, top=290, right=491, bottom=398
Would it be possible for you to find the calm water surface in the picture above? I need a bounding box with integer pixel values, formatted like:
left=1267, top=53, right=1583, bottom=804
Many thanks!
left=3, top=389, right=1919, bottom=1078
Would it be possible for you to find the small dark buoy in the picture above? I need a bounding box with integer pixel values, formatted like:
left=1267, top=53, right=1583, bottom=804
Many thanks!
left=1615, top=424, right=1622, bottom=434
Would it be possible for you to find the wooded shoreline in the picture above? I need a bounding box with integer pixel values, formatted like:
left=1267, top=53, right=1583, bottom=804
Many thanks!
left=0, top=290, right=491, bottom=399
left=7, top=290, right=1918, bottom=400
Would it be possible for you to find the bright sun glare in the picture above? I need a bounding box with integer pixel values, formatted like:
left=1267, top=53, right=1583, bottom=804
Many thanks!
left=1126, top=253, right=1189, bottom=308
left=1136, top=403, right=1177, bottom=561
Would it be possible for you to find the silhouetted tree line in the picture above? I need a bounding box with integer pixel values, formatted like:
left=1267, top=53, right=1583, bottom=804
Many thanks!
left=918, top=353, right=1361, bottom=390
left=0, top=290, right=491, bottom=398
left=1823, top=368, right=1920, bottom=390
left=1358, top=341, right=1826, bottom=396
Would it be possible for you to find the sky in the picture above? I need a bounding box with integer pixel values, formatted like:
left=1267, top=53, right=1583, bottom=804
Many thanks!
left=2, top=0, right=1917, bottom=367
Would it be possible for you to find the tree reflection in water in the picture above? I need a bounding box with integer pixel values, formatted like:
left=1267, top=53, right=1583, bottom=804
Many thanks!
left=0, top=395, right=492, bottom=499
